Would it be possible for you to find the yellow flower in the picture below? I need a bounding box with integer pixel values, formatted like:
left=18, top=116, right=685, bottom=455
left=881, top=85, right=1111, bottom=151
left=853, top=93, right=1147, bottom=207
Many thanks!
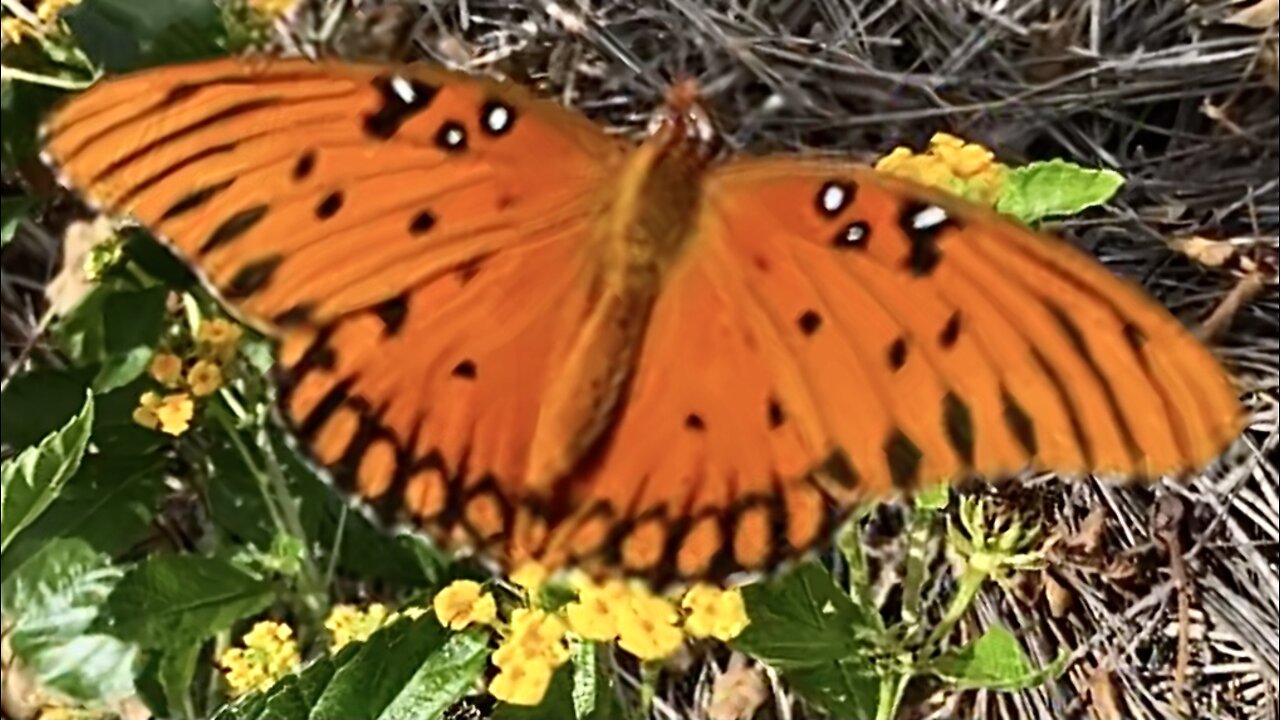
left=132, top=391, right=163, bottom=430
left=488, top=608, right=569, bottom=707
left=433, top=580, right=497, bottom=630
left=325, top=603, right=393, bottom=652
left=495, top=608, right=569, bottom=667
left=876, top=132, right=1008, bottom=205
left=489, top=658, right=555, bottom=706
left=564, top=576, right=629, bottom=642
left=510, top=561, right=548, bottom=596
left=197, top=318, right=243, bottom=361
left=2, top=17, right=31, bottom=44
left=187, top=359, right=223, bottom=397
left=616, top=589, right=683, bottom=661
left=249, top=0, right=297, bottom=18
left=219, top=621, right=300, bottom=696
left=36, top=0, right=80, bottom=23
left=681, top=584, right=750, bottom=641
left=155, top=393, right=194, bottom=436
left=148, top=352, right=183, bottom=387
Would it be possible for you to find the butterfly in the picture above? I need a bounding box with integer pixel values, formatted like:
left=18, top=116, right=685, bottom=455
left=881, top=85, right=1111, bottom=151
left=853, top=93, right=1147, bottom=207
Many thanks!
left=40, top=57, right=1243, bottom=585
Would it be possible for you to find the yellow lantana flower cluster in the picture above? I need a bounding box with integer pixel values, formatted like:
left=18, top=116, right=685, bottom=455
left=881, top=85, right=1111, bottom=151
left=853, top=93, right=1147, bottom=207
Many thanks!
left=1, top=0, right=79, bottom=45
left=876, top=132, right=1008, bottom=205
left=132, top=318, right=243, bottom=436
left=429, top=564, right=751, bottom=707
left=218, top=621, right=301, bottom=696
left=324, top=602, right=427, bottom=652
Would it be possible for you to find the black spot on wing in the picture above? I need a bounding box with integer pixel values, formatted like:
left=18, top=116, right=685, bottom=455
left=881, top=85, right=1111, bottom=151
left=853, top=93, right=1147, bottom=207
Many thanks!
left=940, top=311, right=962, bottom=348
left=798, top=309, right=823, bottom=336
left=200, top=204, right=269, bottom=254
left=943, top=393, right=975, bottom=465
left=452, top=359, right=477, bottom=379
left=363, top=75, right=439, bottom=139
left=884, top=429, right=922, bottom=490
left=160, top=179, right=236, bottom=221
left=767, top=398, right=785, bottom=428
left=292, top=150, right=316, bottom=180
left=223, top=255, right=283, bottom=299
left=685, top=413, right=706, bottom=431
left=1000, top=388, right=1038, bottom=457
left=900, top=201, right=956, bottom=276
left=888, top=337, right=908, bottom=371
left=409, top=210, right=436, bottom=235
left=315, top=191, right=343, bottom=219
left=373, top=294, right=409, bottom=335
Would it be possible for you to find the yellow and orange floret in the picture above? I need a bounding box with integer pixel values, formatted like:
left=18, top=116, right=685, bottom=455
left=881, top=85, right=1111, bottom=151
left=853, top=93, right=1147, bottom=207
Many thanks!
left=131, top=318, right=242, bottom=436
left=876, top=132, right=1009, bottom=206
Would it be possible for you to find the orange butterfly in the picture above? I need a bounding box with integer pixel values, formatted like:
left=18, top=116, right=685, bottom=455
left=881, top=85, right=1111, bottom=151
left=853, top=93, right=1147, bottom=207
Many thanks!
left=40, top=57, right=1243, bottom=584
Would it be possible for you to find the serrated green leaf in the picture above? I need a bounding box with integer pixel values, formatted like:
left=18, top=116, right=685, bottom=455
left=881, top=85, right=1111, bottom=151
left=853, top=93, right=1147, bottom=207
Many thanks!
left=63, top=0, right=227, bottom=73
left=931, top=624, right=1066, bottom=691
left=310, top=615, right=455, bottom=720
left=785, top=656, right=880, bottom=720
left=378, top=630, right=490, bottom=720
left=0, top=454, right=164, bottom=583
left=98, top=554, right=274, bottom=649
left=0, top=538, right=136, bottom=701
left=1, top=391, right=94, bottom=553
left=733, top=562, right=870, bottom=668
left=1, top=195, right=36, bottom=249
left=995, top=159, right=1125, bottom=224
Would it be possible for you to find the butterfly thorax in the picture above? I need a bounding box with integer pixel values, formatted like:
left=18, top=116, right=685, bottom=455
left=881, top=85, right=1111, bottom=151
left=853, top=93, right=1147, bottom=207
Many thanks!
left=525, top=114, right=712, bottom=494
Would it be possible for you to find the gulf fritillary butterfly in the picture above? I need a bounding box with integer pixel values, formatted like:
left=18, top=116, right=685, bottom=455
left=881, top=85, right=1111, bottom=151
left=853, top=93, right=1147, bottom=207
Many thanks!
left=40, top=57, right=1243, bottom=584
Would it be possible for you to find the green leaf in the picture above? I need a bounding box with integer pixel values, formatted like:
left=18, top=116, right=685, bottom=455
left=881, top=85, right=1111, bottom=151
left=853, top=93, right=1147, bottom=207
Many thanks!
left=0, top=367, right=93, bottom=453
left=98, top=554, right=274, bottom=649
left=785, top=656, right=880, bottom=720
left=378, top=630, right=490, bottom=720
left=1, top=538, right=136, bottom=701
left=93, top=286, right=169, bottom=391
left=310, top=615, right=476, bottom=720
left=0, top=454, right=164, bottom=583
left=1, top=195, right=36, bottom=248
left=64, top=0, right=228, bottom=73
left=995, top=159, right=1125, bottom=224
left=931, top=624, right=1066, bottom=691
left=157, top=641, right=202, bottom=719
left=1, top=391, right=94, bottom=553
left=1, top=78, right=65, bottom=171
left=205, top=428, right=432, bottom=588
left=734, top=562, right=870, bottom=668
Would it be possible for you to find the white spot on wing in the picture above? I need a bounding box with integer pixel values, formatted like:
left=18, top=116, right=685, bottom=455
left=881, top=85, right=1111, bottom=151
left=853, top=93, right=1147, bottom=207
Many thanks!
left=821, top=183, right=847, bottom=214
left=912, top=205, right=949, bottom=230
left=443, top=126, right=466, bottom=147
left=484, top=104, right=511, bottom=133
left=390, top=75, right=416, bottom=103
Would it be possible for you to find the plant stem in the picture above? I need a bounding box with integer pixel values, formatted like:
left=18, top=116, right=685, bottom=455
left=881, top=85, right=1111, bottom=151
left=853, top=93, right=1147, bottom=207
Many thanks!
left=0, top=65, right=93, bottom=89
left=875, top=673, right=909, bottom=720
left=924, top=562, right=989, bottom=652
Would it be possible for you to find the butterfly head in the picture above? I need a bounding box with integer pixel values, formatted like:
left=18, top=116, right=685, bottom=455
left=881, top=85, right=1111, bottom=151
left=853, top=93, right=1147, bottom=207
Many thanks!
left=645, top=78, right=722, bottom=167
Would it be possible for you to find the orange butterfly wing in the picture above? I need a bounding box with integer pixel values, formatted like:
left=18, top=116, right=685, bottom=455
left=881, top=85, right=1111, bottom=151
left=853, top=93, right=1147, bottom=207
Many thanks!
left=41, top=57, right=630, bottom=552
left=534, top=158, right=1242, bottom=582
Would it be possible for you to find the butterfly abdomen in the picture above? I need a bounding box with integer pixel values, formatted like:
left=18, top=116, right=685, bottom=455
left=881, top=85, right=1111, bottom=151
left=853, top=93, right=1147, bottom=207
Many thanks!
left=524, top=125, right=712, bottom=494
